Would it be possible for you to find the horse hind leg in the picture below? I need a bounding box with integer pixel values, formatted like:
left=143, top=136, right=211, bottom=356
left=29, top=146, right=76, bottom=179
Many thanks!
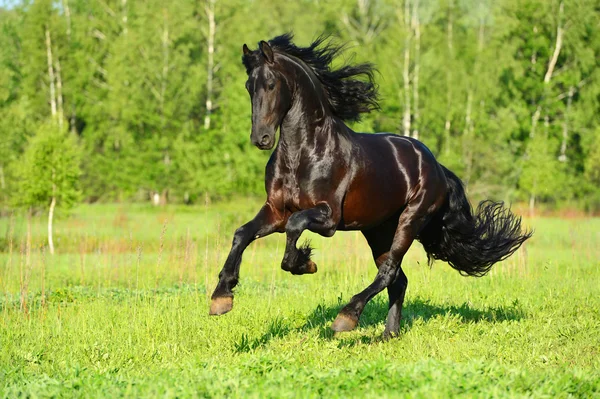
left=331, top=195, right=436, bottom=335
left=364, top=218, right=409, bottom=338
left=331, top=216, right=400, bottom=333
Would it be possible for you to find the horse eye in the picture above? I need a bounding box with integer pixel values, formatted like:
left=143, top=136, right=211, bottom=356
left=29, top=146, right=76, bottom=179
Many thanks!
left=245, top=81, right=250, bottom=91
left=268, top=81, right=276, bottom=90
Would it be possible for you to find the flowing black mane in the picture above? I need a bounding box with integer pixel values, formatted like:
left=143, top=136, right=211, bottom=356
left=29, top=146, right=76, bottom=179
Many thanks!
left=242, top=33, right=379, bottom=122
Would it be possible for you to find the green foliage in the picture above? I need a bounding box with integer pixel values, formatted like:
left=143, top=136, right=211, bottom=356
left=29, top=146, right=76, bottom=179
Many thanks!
left=519, top=135, right=562, bottom=203
left=585, top=128, right=600, bottom=185
left=0, top=203, right=599, bottom=397
left=12, top=121, right=81, bottom=211
left=0, top=0, right=599, bottom=208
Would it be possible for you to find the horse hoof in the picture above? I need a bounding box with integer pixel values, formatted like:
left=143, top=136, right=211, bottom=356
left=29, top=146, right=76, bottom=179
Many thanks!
left=305, top=260, right=318, bottom=274
left=382, top=330, right=399, bottom=341
left=289, top=260, right=318, bottom=275
left=209, top=297, right=233, bottom=315
left=331, top=314, right=358, bottom=332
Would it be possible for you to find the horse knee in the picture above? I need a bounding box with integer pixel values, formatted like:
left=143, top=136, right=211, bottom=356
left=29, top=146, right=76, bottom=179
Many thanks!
left=232, top=225, right=251, bottom=247
left=285, top=213, right=305, bottom=236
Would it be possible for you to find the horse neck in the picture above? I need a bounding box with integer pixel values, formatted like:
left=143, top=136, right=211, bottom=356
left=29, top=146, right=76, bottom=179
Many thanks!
left=278, top=70, right=336, bottom=154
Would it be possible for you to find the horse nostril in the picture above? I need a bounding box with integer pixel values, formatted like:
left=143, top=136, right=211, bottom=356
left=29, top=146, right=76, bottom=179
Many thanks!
left=261, top=135, right=270, bottom=146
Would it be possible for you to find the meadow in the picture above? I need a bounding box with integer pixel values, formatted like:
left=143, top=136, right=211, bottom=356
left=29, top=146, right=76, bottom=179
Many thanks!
left=1, top=200, right=599, bottom=398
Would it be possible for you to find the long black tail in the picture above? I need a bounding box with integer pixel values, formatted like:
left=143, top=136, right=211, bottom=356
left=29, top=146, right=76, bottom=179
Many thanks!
left=418, top=166, right=533, bottom=277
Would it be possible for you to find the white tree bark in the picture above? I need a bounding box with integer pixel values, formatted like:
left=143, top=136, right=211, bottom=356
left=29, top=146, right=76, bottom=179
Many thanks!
left=558, top=86, right=573, bottom=162
left=411, top=0, right=420, bottom=140
left=48, top=195, right=56, bottom=255
left=544, top=2, right=564, bottom=84
left=401, top=0, right=411, bottom=137
left=204, top=0, right=216, bottom=130
left=160, top=10, right=169, bottom=127
left=122, top=0, right=128, bottom=35
left=48, top=166, right=56, bottom=255
left=444, top=0, right=453, bottom=154
left=463, top=13, right=485, bottom=187
left=55, top=55, right=65, bottom=131
left=527, top=1, right=564, bottom=213
left=531, top=1, right=564, bottom=138
left=62, top=0, right=71, bottom=39
left=45, top=27, right=57, bottom=119
left=62, top=0, right=78, bottom=135
left=341, top=0, right=384, bottom=45
left=0, top=165, right=5, bottom=191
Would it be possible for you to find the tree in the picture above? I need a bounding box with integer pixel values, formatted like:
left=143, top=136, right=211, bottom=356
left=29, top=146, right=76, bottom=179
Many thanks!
left=0, top=0, right=599, bottom=208
left=12, top=122, right=81, bottom=254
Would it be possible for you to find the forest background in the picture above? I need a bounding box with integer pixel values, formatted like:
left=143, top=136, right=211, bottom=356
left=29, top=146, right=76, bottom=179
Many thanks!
left=1, top=0, right=600, bottom=215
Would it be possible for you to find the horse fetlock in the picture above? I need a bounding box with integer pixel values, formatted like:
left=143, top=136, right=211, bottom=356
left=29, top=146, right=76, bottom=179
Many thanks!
left=281, top=252, right=295, bottom=271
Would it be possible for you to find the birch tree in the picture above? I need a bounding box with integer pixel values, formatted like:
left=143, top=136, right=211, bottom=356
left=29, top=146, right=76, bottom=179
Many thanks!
left=13, top=123, right=81, bottom=255
left=443, top=0, right=454, bottom=155
left=521, top=1, right=564, bottom=214
left=400, top=0, right=411, bottom=137
left=411, top=0, right=420, bottom=140
left=204, top=0, right=216, bottom=130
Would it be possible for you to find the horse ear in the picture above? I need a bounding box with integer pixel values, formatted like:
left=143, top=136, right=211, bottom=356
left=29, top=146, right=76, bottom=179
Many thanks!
left=259, top=40, right=274, bottom=64
left=242, top=44, right=250, bottom=56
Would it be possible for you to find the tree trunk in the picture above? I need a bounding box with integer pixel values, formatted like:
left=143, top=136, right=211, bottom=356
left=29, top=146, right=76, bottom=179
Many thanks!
left=411, top=0, right=420, bottom=140
left=524, top=1, right=564, bottom=217
left=0, top=165, right=5, bottom=191
left=544, top=2, right=564, bottom=84
left=558, top=86, right=573, bottom=162
left=48, top=195, right=56, bottom=255
left=463, top=13, right=485, bottom=188
left=401, top=0, right=411, bottom=137
left=45, top=27, right=57, bottom=119
left=62, top=0, right=78, bottom=136
left=530, top=1, right=563, bottom=138
left=463, top=91, right=474, bottom=186
left=122, top=0, right=128, bottom=35
left=21, top=209, right=33, bottom=314
left=529, top=192, right=536, bottom=218
left=62, top=0, right=71, bottom=39
left=160, top=9, right=169, bottom=128
left=55, top=55, right=65, bottom=131
left=204, top=0, right=216, bottom=130
left=530, top=106, right=541, bottom=138
left=444, top=0, right=453, bottom=155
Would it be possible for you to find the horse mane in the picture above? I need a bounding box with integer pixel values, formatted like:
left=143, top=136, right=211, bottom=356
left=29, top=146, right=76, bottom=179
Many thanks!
left=242, top=33, right=379, bottom=122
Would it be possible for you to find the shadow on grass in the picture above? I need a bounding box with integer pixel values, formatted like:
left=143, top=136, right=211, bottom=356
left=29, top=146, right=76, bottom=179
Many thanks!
left=235, top=297, right=526, bottom=352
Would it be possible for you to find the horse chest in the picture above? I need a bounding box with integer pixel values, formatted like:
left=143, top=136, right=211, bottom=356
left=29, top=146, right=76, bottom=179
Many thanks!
left=274, top=149, right=336, bottom=211
left=278, top=167, right=322, bottom=210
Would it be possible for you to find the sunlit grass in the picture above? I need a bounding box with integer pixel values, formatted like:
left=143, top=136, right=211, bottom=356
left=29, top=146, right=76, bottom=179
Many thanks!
left=1, top=201, right=599, bottom=397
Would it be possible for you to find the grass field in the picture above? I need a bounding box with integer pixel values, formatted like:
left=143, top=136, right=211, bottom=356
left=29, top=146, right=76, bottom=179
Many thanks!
left=1, top=200, right=599, bottom=398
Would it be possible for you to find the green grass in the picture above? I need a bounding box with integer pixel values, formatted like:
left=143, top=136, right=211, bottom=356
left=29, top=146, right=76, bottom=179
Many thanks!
left=1, top=201, right=599, bottom=398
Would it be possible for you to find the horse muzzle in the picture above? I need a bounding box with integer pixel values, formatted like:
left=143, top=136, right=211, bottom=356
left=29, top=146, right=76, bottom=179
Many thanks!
left=251, top=130, right=275, bottom=150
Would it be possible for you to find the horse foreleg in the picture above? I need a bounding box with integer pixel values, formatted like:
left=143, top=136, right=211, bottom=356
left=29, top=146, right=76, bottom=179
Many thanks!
left=210, top=203, right=284, bottom=315
left=280, top=203, right=337, bottom=275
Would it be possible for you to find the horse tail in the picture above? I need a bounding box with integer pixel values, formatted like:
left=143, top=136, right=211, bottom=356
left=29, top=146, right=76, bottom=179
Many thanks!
left=418, top=166, right=532, bottom=277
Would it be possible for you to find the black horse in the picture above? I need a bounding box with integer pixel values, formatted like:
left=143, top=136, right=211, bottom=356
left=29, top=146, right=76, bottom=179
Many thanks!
left=209, top=34, right=532, bottom=338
